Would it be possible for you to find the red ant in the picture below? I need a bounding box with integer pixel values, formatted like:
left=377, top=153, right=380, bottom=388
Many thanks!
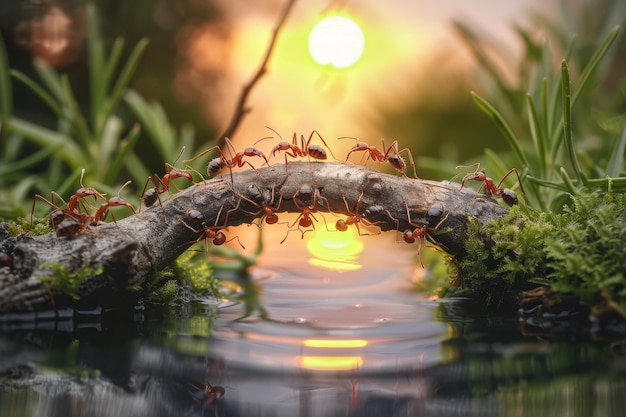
left=335, top=189, right=382, bottom=236
left=91, top=181, right=137, bottom=225
left=455, top=164, right=524, bottom=207
left=233, top=182, right=285, bottom=227
left=402, top=202, right=453, bottom=268
left=342, top=137, right=419, bottom=179
left=186, top=382, right=232, bottom=413
left=182, top=208, right=245, bottom=250
left=141, top=147, right=194, bottom=211
left=31, top=169, right=105, bottom=236
left=256, top=126, right=338, bottom=171
left=184, top=137, right=269, bottom=184
left=281, top=183, right=330, bottom=243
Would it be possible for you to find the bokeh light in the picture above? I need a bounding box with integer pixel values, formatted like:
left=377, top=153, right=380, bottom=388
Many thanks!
left=308, top=16, right=365, bottom=69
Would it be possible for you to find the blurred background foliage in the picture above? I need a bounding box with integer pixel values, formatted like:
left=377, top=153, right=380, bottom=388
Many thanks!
left=1, top=0, right=626, bottom=219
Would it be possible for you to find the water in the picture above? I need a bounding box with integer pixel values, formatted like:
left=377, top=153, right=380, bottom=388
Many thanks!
left=1, top=228, right=625, bottom=417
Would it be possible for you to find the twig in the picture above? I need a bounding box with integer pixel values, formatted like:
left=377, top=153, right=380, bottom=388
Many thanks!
left=216, top=0, right=298, bottom=147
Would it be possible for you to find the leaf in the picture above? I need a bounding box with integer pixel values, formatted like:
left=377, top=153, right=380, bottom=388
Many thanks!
left=606, top=126, right=626, bottom=178
left=572, top=26, right=620, bottom=105
left=560, top=60, right=586, bottom=186
left=0, top=34, right=12, bottom=142
left=471, top=91, right=530, bottom=168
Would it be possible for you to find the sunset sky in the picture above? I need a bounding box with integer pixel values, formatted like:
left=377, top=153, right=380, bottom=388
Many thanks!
left=185, top=0, right=541, bottom=155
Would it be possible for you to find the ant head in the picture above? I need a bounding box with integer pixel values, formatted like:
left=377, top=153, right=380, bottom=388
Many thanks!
left=501, top=189, right=519, bottom=206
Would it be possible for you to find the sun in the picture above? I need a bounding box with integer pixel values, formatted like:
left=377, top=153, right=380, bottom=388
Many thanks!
left=308, top=16, right=365, bottom=69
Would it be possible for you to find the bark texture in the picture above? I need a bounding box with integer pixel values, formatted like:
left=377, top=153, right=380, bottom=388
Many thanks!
left=0, top=162, right=509, bottom=314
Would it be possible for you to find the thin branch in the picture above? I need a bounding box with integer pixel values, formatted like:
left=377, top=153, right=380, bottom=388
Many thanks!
left=216, top=0, right=298, bottom=147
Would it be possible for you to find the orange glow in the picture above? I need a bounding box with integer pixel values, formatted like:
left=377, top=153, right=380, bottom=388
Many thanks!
left=306, top=227, right=364, bottom=271
left=15, top=5, right=85, bottom=67
left=298, top=356, right=363, bottom=371
left=303, top=339, right=368, bottom=348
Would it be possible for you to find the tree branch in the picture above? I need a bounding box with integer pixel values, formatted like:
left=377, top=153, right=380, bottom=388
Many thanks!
left=0, top=162, right=508, bottom=314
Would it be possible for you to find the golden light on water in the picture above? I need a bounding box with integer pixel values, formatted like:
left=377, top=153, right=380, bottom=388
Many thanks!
left=298, top=356, right=363, bottom=371
left=306, top=226, right=364, bottom=271
left=304, top=339, right=368, bottom=348
left=308, top=16, right=365, bottom=69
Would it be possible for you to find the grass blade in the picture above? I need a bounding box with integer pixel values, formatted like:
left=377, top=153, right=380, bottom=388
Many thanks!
left=572, top=26, right=620, bottom=106
left=32, top=60, right=64, bottom=102
left=606, top=126, right=626, bottom=178
left=11, top=70, right=63, bottom=118
left=471, top=91, right=530, bottom=168
left=10, top=117, right=85, bottom=169
left=0, top=35, right=12, bottom=143
left=561, top=60, right=586, bottom=186
left=86, top=2, right=105, bottom=131
left=101, top=39, right=149, bottom=129
left=104, top=124, right=142, bottom=184
left=526, top=93, right=546, bottom=178
left=61, top=75, right=92, bottom=147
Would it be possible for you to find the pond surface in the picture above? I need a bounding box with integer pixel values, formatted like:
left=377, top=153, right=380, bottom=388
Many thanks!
left=1, top=227, right=625, bottom=417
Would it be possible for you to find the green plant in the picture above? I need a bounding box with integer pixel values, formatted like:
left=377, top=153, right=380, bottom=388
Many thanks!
left=0, top=3, right=201, bottom=219
left=450, top=1, right=626, bottom=211
left=455, top=193, right=626, bottom=317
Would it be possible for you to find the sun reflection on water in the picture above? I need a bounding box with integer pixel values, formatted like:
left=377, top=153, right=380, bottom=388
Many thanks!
left=306, top=226, right=364, bottom=271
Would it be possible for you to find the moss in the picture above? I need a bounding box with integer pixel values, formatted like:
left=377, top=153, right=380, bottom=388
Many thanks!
left=147, top=250, right=220, bottom=304
left=37, top=262, right=104, bottom=301
left=3, top=217, right=52, bottom=237
left=452, top=192, right=626, bottom=315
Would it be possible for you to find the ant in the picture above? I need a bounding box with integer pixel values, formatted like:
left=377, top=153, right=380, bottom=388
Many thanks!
left=256, top=126, right=338, bottom=172
left=335, top=189, right=382, bottom=236
left=31, top=169, right=105, bottom=235
left=234, top=182, right=285, bottom=226
left=402, top=202, right=453, bottom=268
left=186, top=382, right=231, bottom=414
left=281, top=183, right=330, bottom=243
left=184, top=137, right=269, bottom=184
left=342, top=137, right=419, bottom=179
left=141, top=147, right=194, bottom=211
left=91, top=181, right=137, bottom=225
left=455, top=163, right=524, bottom=207
left=182, top=208, right=245, bottom=250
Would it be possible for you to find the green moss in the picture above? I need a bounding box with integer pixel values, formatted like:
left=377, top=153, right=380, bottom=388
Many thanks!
left=37, top=261, right=104, bottom=300
left=453, top=192, right=626, bottom=313
left=3, top=217, right=52, bottom=237
left=147, top=250, right=220, bottom=304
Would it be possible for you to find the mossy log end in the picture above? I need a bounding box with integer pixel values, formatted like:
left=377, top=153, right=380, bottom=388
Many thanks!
left=0, top=162, right=509, bottom=314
